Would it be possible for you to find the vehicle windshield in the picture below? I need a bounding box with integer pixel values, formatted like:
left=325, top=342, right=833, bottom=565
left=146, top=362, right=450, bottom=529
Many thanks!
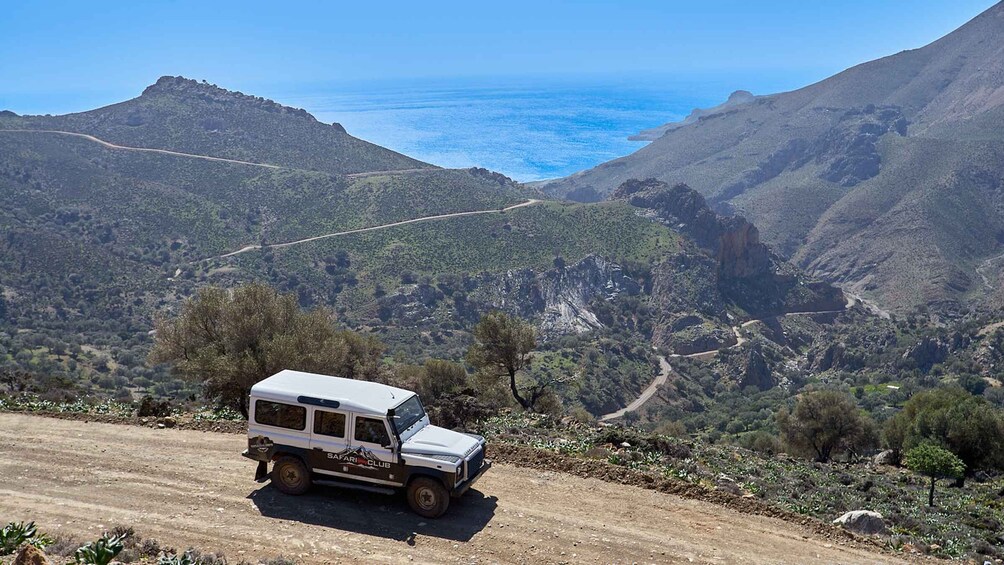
left=391, top=395, right=427, bottom=435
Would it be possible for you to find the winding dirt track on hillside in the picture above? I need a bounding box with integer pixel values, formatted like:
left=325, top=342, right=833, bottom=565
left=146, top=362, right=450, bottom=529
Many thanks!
left=600, top=302, right=855, bottom=421
left=0, top=413, right=903, bottom=564
left=0, top=129, right=439, bottom=176
left=599, top=356, right=671, bottom=422
left=213, top=199, right=542, bottom=259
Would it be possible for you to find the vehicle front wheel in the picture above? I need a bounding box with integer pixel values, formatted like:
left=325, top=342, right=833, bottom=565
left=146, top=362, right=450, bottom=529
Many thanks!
left=272, top=456, right=310, bottom=495
left=407, top=477, right=450, bottom=518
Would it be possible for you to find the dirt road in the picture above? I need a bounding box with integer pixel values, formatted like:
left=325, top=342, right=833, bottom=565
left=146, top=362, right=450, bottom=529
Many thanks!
left=0, top=414, right=903, bottom=564
left=599, top=356, right=671, bottom=421
left=0, top=129, right=437, bottom=177
left=213, top=200, right=542, bottom=259
left=600, top=305, right=855, bottom=421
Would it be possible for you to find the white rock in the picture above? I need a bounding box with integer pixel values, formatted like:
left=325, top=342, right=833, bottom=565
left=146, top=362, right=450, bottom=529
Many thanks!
left=833, top=510, right=889, bottom=536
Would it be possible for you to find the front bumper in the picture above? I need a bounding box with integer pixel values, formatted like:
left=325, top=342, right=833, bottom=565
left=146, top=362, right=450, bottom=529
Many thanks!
left=452, top=459, right=491, bottom=497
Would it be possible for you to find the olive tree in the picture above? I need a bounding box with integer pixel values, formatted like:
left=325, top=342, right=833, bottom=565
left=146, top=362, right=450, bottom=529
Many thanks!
left=466, top=311, right=565, bottom=411
left=904, top=443, right=965, bottom=507
left=884, top=387, right=1004, bottom=476
left=777, top=390, right=875, bottom=462
left=150, top=282, right=383, bottom=417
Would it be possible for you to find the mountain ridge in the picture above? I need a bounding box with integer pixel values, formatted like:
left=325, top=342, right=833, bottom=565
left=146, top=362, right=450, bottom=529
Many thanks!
left=1, top=75, right=428, bottom=175
left=541, top=1, right=1004, bottom=316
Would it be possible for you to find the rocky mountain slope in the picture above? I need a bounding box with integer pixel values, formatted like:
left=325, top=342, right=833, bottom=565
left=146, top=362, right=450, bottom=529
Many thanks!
left=0, top=77, right=842, bottom=417
left=541, top=2, right=1004, bottom=316
left=612, top=178, right=844, bottom=354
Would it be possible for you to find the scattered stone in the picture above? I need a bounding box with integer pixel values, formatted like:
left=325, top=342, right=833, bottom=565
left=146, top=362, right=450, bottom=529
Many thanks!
left=832, top=510, right=889, bottom=536
left=619, top=442, right=631, bottom=448
left=714, top=474, right=743, bottom=496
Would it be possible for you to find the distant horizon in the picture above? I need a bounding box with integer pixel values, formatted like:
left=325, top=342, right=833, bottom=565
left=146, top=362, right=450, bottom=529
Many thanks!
left=0, top=69, right=828, bottom=182
left=2, top=0, right=998, bottom=181
left=1, top=1, right=995, bottom=113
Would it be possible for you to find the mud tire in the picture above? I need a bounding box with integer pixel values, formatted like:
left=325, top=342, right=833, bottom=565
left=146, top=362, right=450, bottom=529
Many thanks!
left=272, top=456, right=311, bottom=495
left=407, top=476, right=450, bottom=518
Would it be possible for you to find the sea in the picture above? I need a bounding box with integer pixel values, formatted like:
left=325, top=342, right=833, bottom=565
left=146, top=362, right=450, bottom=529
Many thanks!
left=273, top=72, right=814, bottom=182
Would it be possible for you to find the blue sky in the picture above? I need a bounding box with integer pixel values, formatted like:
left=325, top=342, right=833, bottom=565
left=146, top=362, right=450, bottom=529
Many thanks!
left=0, top=1, right=997, bottom=115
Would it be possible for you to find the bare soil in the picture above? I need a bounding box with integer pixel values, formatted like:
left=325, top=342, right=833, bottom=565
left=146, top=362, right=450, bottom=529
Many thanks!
left=0, top=413, right=911, bottom=564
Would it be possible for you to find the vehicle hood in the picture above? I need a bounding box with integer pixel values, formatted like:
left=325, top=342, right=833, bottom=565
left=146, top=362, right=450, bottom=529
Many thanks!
left=401, top=424, right=480, bottom=458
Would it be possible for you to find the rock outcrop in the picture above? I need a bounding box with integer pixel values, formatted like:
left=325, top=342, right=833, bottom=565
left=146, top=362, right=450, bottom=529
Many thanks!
left=629, top=90, right=756, bottom=141
left=615, top=179, right=845, bottom=322
left=873, top=450, right=898, bottom=466
left=740, top=341, right=774, bottom=391
left=902, top=336, right=950, bottom=372
left=474, top=255, right=642, bottom=339
left=613, top=179, right=771, bottom=279
left=142, top=76, right=317, bottom=122
left=376, top=255, right=642, bottom=340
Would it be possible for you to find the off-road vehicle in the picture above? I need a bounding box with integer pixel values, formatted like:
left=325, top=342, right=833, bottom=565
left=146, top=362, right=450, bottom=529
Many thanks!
left=242, top=369, right=490, bottom=518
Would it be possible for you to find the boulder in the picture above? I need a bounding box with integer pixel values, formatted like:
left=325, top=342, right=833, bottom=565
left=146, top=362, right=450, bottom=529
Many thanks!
left=714, top=474, right=743, bottom=495
left=833, top=510, right=889, bottom=536
left=873, top=449, right=897, bottom=466
left=13, top=544, right=50, bottom=565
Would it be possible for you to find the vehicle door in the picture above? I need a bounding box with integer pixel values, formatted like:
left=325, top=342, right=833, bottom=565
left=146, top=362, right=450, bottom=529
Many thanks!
left=307, top=408, right=351, bottom=476
left=344, top=414, right=404, bottom=485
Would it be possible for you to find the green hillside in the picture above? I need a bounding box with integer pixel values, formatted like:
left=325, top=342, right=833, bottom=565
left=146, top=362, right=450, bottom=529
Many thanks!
left=0, top=76, right=425, bottom=175
left=0, top=77, right=847, bottom=419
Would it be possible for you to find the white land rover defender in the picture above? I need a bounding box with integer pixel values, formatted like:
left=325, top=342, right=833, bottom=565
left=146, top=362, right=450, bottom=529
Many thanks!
left=242, top=369, right=490, bottom=518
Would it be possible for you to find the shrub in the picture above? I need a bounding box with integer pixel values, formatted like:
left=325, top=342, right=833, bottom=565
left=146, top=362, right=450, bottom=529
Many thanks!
left=777, top=390, right=875, bottom=462
left=739, top=430, right=782, bottom=455
left=150, top=283, right=385, bottom=417
left=137, top=395, right=172, bottom=417
left=884, top=387, right=1004, bottom=473
left=596, top=427, right=692, bottom=460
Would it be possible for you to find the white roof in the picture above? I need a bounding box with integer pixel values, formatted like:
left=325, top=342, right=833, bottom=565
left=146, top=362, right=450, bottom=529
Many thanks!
left=250, top=369, right=414, bottom=416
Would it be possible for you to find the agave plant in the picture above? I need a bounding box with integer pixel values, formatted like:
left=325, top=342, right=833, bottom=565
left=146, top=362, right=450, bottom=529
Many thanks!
left=0, top=521, right=53, bottom=555
left=73, top=534, right=125, bottom=565
left=158, top=551, right=195, bottom=565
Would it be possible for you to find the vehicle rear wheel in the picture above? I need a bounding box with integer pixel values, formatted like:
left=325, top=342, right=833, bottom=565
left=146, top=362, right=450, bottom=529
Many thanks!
left=272, top=456, right=310, bottom=495
left=407, top=477, right=450, bottom=518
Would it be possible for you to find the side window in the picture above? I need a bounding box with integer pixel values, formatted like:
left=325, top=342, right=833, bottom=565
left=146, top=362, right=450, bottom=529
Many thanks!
left=313, top=410, right=346, bottom=438
left=354, top=417, right=390, bottom=446
left=254, top=400, right=306, bottom=430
